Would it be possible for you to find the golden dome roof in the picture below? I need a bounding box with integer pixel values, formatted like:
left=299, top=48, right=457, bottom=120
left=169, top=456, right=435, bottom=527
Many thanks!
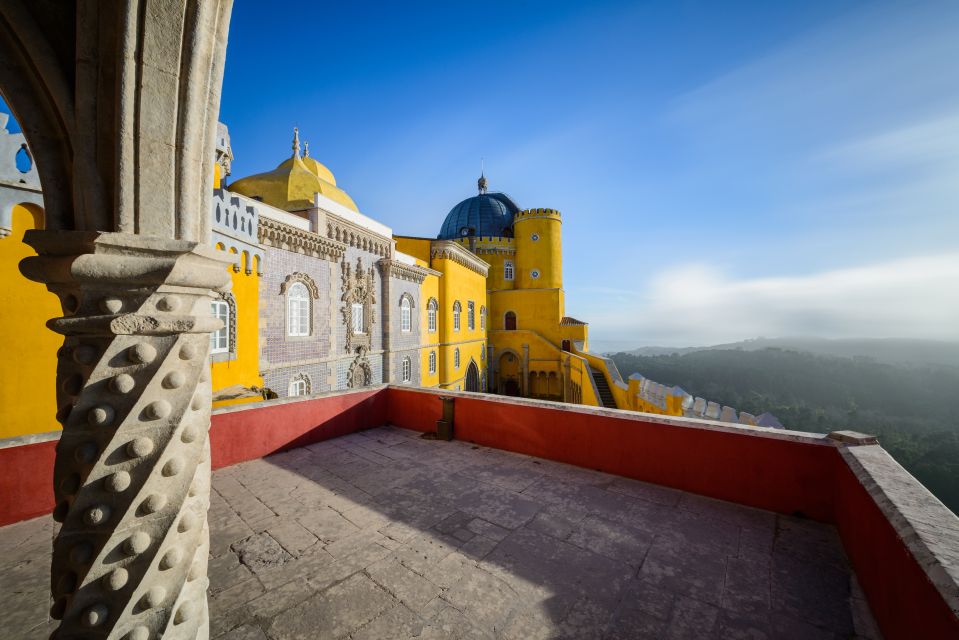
left=229, top=128, right=359, bottom=212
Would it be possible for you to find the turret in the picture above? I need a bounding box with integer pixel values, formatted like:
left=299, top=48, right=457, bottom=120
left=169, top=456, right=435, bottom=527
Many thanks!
left=513, top=207, right=562, bottom=289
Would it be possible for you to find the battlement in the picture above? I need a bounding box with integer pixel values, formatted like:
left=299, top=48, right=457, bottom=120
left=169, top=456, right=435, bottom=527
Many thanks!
left=628, top=372, right=782, bottom=428
left=514, top=207, right=562, bottom=221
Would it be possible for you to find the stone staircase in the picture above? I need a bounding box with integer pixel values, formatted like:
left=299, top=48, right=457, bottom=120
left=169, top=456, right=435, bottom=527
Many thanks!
left=590, top=367, right=618, bottom=409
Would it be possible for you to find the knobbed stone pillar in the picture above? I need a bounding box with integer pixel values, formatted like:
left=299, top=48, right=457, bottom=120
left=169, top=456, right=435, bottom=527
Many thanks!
left=21, top=231, right=232, bottom=639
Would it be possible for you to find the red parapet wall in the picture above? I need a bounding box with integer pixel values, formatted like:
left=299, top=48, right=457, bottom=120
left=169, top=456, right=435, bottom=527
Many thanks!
left=0, top=388, right=388, bottom=527
left=835, top=460, right=959, bottom=639
left=210, top=387, right=387, bottom=469
left=0, top=439, right=57, bottom=527
left=388, top=387, right=838, bottom=521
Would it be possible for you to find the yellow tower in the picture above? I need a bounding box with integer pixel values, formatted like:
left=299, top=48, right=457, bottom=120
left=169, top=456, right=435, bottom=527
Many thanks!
left=513, top=208, right=562, bottom=290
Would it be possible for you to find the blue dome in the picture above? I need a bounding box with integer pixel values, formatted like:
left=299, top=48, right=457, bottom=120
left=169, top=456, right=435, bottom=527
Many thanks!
left=438, top=191, right=520, bottom=239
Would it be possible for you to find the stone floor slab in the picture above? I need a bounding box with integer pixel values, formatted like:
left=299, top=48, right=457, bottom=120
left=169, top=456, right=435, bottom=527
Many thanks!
left=0, top=426, right=880, bottom=640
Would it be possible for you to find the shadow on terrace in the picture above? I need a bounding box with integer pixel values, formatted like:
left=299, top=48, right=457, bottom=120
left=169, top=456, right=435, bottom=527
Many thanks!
left=2, top=385, right=958, bottom=639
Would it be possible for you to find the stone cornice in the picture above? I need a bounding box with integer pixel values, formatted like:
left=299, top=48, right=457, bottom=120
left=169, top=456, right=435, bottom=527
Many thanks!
left=325, top=212, right=391, bottom=258
left=258, top=215, right=346, bottom=261
left=430, top=241, right=490, bottom=277
left=377, top=259, right=437, bottom=284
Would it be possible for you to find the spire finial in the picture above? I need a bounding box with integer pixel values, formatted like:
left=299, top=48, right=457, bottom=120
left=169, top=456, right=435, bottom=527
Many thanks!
left=477, top=158, right=488, bottom=194
left=304, top=141, right=310, bottom=158
left=292, top=127, right=300, bottom=158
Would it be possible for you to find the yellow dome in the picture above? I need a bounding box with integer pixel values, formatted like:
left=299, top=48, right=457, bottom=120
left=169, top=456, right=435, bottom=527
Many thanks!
left=229, top=129, right=359, bottom=213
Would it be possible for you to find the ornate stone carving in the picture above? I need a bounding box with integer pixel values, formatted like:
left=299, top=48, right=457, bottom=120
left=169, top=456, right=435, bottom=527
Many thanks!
left=430, top=241, right=490, bottom=276
left=376, top=258, right=434, bottom=284
left=325, top=215, right=390, bottom=257
left=20, top=231, right=232, bottom=640
left=346, top=346, right=373, bottom=389
left=258, top=215, right=346, bottom=261
left=340, top=257, right=377, bottom=353
left=279, top=272, right=320, bottom=299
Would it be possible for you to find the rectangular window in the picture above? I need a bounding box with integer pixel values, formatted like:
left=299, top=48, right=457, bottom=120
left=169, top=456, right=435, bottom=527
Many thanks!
left=289, top=379, right=307, bottom=396
left=429, top=351, right=436, bottom=374
left=467, top=302, right=475, bottom=331
left=352, top=303, right=365, bottom=334
left=210, top=300, right=229, bottom=354
left=401, top=301, right=411, bottom=332
left=428, top=305, right=437, bottom=332
left=504, top=261, right=514, bottom=281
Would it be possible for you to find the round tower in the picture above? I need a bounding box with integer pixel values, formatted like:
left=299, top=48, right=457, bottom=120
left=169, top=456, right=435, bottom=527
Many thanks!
left=513, top=208, right=562, bottom=289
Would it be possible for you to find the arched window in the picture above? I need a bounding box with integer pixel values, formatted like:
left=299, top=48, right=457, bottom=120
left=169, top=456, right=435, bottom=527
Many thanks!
left=454, top=348, right=460, bottom=369
left=429, top=350, right=437, bottom=374
left=402, top=357, right=412, bottom=382
left=400, top=295, right=412, bottom=332
left=287, top=282, right=310, bottom=336
left=289, top=374, right=310, bottom=397
left=467, top=301, right=475, bottom=331
left=352, top=303, right=365, bottom=334
left=480, top=306, right=487, bottom=330
left=453, top=301, right=462, bottom=332
left=210, top=300, right=230, bottom=354
left=504, top=260, right=514, bottom=281
left=505, top=311, right=517, bottom=331
left=427, top=298, right=438, bottom=333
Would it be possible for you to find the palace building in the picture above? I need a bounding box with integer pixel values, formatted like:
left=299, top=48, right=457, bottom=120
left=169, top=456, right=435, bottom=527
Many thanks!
left=0, top=119, right=753, bottom=440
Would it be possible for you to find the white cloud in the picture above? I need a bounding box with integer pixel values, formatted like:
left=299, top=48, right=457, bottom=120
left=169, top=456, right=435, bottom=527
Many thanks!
left=585, top=254, right=959, bottom=346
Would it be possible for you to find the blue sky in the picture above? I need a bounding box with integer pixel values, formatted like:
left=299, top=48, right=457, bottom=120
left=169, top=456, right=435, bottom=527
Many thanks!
left=5, top=1, right=958, bottom=348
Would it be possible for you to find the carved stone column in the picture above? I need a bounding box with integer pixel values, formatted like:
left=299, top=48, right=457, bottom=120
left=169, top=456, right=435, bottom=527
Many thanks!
left=21, top=231, right=232, bottom=640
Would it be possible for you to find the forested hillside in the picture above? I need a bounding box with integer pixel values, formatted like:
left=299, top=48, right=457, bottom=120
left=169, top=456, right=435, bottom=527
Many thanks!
left=610, top=348, right=959, bottom=514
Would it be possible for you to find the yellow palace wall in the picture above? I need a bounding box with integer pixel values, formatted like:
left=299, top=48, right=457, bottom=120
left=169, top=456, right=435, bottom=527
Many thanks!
left=433, top=255, right=487, bottom=390
left=211, top=246, right=263, bottom=408
left=0, top=204, right=63, bottom=438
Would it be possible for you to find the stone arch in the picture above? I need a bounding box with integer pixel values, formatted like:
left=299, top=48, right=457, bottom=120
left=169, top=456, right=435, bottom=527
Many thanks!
left=465, top=359, right=480, bottom=392
left=498, top=348, right=522, bottom=396
left=279, top=272, right=320, bottom=298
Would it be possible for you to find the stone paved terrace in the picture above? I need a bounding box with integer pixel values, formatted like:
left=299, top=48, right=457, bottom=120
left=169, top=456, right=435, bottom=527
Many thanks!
left=1, top=426, right=881, bottom=639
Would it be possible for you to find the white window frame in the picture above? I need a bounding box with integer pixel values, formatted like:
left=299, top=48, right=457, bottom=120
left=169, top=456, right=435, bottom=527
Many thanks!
left=454, top=348, right=460, bottom=369
left=352, top=302, right=365, bottom=334
left=210, top=300, right=230, bottom=354
left=467, top=301, right=475, bottom=331
left=289, top=378, right=307, bottom=396
left=401, top=296, right=412, bottom=332
left=427, top=298, right=437, bottom=333
left=480, top=306, right=486, bottom=330
left=453, top=301, right=461, bottom=332
left=287, top=282, right=310, bottom=337
left=402, top=357, right=412, bottom=382
left=429, top=350, right=436, bottom=374
left=504, top=260, right=514, bottom=281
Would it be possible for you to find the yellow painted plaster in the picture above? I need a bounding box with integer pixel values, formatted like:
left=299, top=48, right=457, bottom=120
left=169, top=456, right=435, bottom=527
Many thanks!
left=210, top=248, right=263, bottom=409
left=0, top=204, right=62, bottom=438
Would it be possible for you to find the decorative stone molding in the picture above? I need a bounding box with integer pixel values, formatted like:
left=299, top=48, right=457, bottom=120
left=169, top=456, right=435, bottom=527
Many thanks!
left=346, top=346, right=373, bottom=389
left=279, top=272, right=320, bottom=299
left=289, top=372, right=312, bottom=395
left=259, top=215, right=346, bottom=261
left=376, top=258, right=434, bottom=284
left=430, top=240, right=490, bottom=276
left=341, top=257, right=377, bottom=353
left=326, top=214, right=390, bottom=257
left=20, top=230, right=232, bottom=639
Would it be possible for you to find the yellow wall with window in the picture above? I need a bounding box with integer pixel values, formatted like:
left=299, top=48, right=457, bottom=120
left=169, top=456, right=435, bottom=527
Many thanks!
left=0, top=204, right=63, bottom=438
left=210, top=246, right=263, bottom=408
left=434, top=255, right=487, bottom=390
